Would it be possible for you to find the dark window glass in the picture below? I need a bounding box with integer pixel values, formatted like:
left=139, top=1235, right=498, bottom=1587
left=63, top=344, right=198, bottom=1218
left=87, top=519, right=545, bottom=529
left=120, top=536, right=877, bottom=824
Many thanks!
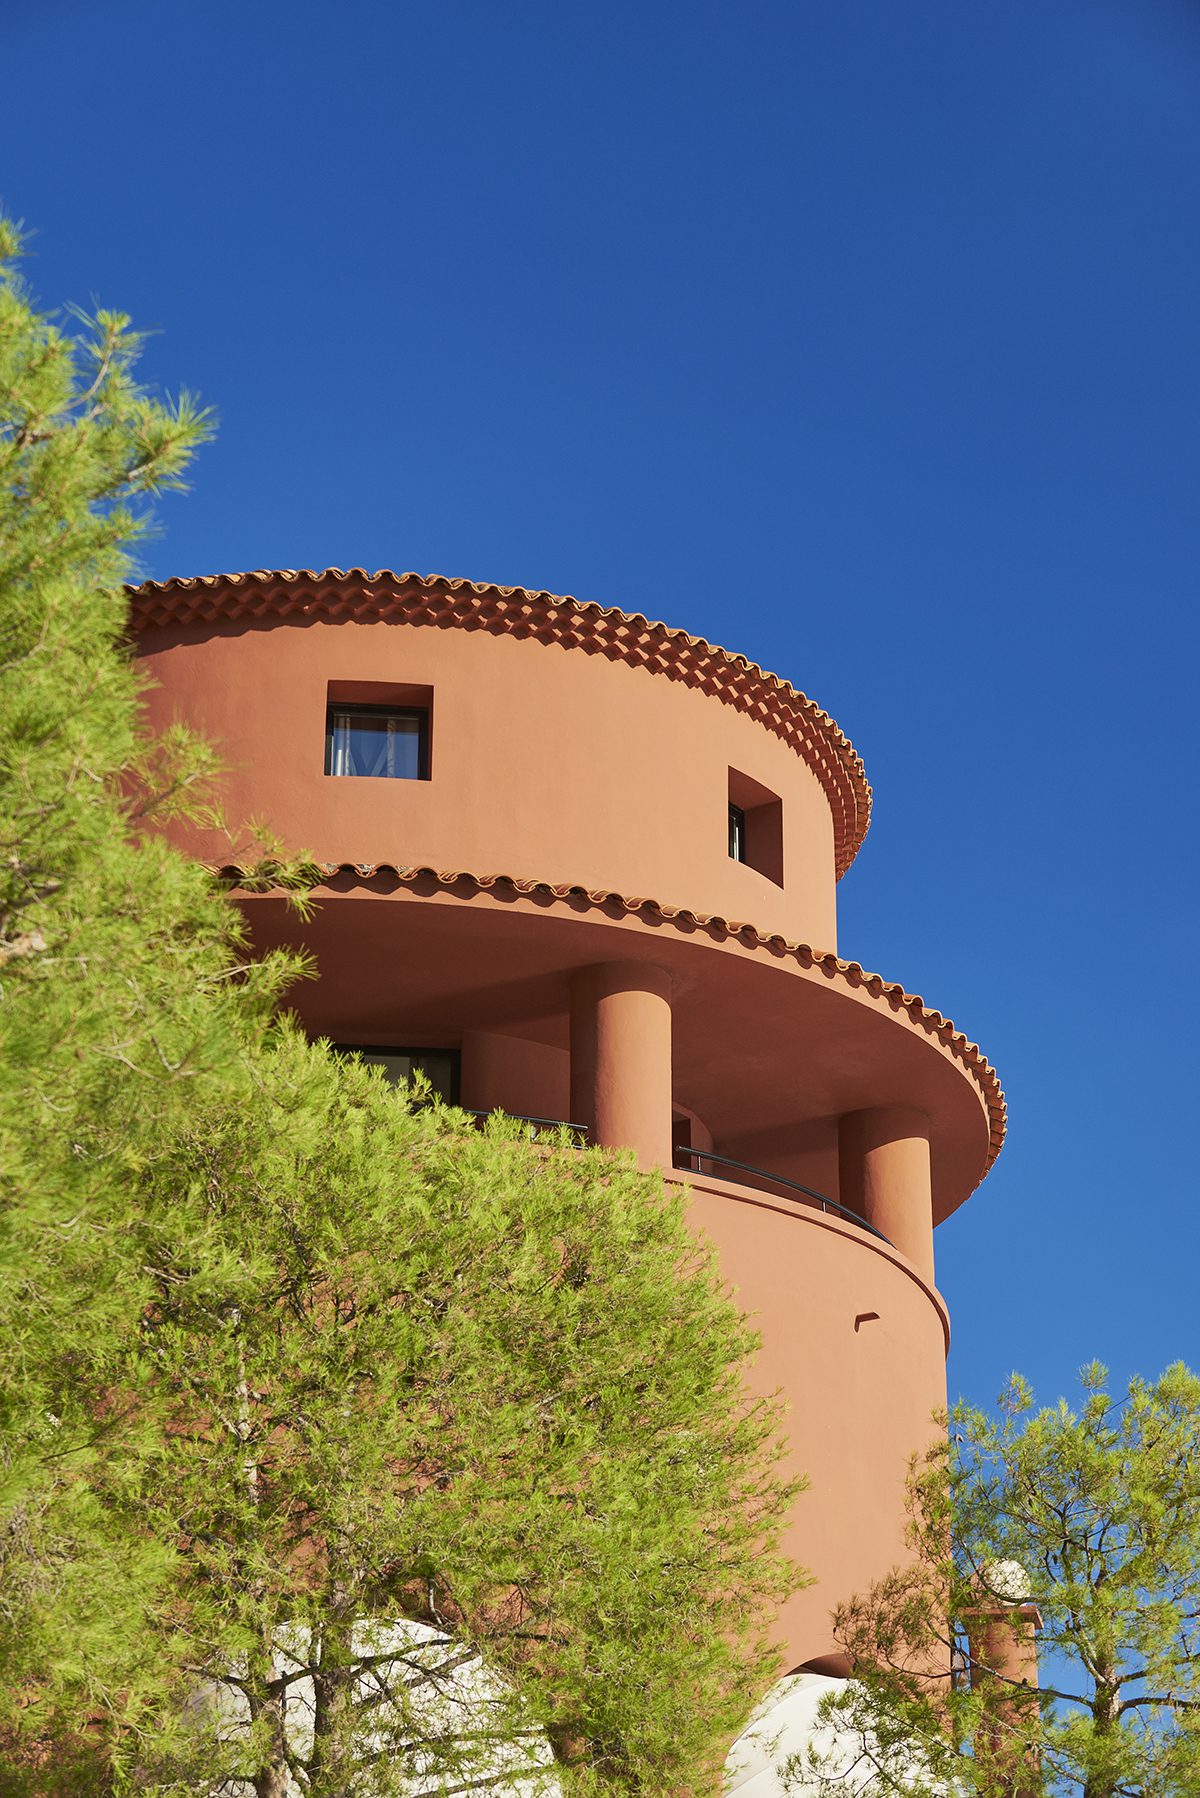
left=331, top=1045, right=459, bottom=1103
left=325, top=706, right=428, bottom=779
left=728, top=802, right=747, bottom=863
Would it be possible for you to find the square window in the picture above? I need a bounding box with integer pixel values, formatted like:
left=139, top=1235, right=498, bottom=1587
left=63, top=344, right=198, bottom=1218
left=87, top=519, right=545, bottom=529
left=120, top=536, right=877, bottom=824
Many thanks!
left=325, top=704, right=429, bottom=780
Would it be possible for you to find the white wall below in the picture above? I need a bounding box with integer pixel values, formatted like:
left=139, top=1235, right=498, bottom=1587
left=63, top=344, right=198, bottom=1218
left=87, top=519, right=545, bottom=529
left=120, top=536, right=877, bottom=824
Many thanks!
left=725, top=1672, right=932, bottom=1797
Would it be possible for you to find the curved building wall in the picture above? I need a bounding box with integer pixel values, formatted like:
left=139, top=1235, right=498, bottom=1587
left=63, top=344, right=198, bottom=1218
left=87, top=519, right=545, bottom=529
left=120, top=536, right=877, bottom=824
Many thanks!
left=135, top=614, right=841, bottom=950
left=130, top=578, right=1002, bottom=1681
left=686, top=1179, right=949, bottom=1668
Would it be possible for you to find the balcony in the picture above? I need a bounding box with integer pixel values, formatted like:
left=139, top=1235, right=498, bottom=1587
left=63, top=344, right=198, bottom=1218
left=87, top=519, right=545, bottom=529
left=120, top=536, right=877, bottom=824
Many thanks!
left=462, top=1109, right=892, bottom=1251
left=670, top=1147, right=890, bottom=1246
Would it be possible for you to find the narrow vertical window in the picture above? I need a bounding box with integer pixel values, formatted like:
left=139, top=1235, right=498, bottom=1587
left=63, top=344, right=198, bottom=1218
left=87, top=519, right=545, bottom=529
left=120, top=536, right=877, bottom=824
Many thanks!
left=727, top=769, right=784, bottom=886
left=728, top=802, right=747, bottom=863
left=325, top=705, right=429, bottom=780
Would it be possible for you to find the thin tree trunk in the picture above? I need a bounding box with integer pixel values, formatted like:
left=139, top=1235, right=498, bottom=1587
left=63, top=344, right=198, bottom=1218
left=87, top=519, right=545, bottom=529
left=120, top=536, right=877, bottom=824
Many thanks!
left=1082, top=1678, right=1118, bottom=1798
left=233, top=1316, right=294, bottom=1798
left=308, top=1600, right=358, bottom=1795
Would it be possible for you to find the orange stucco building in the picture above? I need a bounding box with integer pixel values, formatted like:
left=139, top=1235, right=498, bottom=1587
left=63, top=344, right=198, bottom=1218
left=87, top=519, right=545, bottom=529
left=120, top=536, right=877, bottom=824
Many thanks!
left=130, top=567, right=1004, bottom=1681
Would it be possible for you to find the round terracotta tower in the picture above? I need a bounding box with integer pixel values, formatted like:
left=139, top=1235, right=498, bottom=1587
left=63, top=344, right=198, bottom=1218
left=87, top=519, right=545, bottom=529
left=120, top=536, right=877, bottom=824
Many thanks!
left=130, top=568, right=1005, bottom=1675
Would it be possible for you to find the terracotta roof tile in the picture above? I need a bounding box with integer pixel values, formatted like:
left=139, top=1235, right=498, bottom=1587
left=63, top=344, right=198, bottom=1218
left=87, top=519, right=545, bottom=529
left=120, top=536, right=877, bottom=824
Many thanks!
left=219, top=857, right=1006, bottom=1183
left=129, top=569, right=873, bottom=879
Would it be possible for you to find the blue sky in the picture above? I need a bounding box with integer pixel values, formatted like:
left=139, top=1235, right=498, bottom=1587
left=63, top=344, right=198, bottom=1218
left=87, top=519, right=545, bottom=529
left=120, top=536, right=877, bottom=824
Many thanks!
left=5, top=0, right=1198, bottom=1417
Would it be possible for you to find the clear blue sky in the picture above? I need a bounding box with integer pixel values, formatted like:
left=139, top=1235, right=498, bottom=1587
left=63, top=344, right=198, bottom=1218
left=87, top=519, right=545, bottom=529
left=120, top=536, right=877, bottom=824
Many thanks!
left=5, top=0, right=1198, bottom=1415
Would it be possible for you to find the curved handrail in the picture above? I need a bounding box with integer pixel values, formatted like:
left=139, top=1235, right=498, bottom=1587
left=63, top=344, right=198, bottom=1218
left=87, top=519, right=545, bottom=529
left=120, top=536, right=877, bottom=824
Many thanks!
left=463, top=1107, right=589, bottom=1139
left=456, top=1121, right=893, bottom=1250
left=672, top=1147, right=892, bottom=1246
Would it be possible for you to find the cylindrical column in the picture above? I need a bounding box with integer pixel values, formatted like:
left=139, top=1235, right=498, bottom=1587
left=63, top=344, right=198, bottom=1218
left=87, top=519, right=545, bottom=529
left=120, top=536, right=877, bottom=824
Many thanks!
left=569, top=963, right=673, bottom=1169
left=966, top=1596, right=1042, bottom=1798
left=968, top=1604, right=1041, bottom=1693
left=838, top=1105, right=935, bottom=1284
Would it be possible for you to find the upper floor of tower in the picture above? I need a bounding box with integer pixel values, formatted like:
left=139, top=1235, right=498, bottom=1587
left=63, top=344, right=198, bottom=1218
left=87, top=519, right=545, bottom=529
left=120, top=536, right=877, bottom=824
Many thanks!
left=130, top=568, right=872, bottom=955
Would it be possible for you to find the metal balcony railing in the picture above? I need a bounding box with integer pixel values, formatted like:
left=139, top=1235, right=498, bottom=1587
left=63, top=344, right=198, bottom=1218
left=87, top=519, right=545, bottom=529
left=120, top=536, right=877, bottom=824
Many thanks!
left=672, top=1146, right=892, bottom=1246
left=462, top=1108, right=589, bottom=1141
left=458, top=1113, right=893, bottom=1250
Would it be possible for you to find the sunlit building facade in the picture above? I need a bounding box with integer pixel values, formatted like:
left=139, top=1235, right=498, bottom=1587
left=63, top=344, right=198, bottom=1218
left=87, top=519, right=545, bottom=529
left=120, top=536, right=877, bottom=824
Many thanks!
left=132, top=566, right=1004, bottom=1706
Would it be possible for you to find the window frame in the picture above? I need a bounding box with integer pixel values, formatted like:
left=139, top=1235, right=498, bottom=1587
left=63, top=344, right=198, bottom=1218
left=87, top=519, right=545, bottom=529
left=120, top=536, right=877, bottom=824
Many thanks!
left=728, top=801, right=747, bottom=864
left=324, top=702, right=430, bottom=781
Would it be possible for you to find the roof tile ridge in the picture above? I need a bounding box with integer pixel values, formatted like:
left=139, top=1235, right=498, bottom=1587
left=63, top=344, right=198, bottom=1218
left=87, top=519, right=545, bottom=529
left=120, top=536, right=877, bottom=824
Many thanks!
left=132, top=569, right=872, bottom=873
left=129, top=566, right=856, bottom=728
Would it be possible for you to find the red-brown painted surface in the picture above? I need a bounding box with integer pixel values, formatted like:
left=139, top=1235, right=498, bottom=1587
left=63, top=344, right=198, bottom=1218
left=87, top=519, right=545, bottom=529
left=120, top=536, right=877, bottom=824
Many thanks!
left=135, top=603, right=841, bottom=949
left=839, top=1107, right=935, bottom=1286
left=130, top=569, right=1004, bottom=1675
left=967, top=1601, right=1043, bottom=1798
left=686, top=1176, right=950, bottom=1668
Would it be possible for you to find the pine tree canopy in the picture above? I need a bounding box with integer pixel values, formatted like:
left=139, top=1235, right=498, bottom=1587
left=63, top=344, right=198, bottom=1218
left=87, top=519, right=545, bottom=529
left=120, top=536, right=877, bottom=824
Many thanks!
left=0, top=217, right=803, bottom=1796
left=793, top=1365, right=1200, bottom=1798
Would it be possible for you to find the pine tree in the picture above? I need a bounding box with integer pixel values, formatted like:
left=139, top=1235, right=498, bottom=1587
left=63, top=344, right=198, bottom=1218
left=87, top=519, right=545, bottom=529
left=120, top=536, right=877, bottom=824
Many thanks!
left=0, top=218, right=803, bottom=1794
left=96, top=1039, right=801, bottom=1796
left=794, top=1366, right=1200, bottom=1798
left=0, top=211, right=297, bottom=1760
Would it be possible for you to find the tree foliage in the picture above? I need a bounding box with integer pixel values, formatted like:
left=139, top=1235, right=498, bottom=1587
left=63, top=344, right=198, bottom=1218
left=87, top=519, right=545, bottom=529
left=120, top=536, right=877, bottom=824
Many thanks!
left=794, top=1366, right=1200, bottom=1798
left=0, top=210, right=292, bottom=1737
left=0, top=218, right=802, bottom=1794
left=92, top=1042, right=800, bottom=1795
